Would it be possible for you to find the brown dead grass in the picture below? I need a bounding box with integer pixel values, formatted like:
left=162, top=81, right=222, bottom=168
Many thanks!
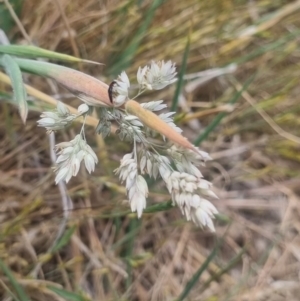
left=1, top=0, right=300, bottom=300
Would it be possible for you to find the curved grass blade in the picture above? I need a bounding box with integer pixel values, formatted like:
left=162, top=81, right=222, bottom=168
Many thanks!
left=47, top=285, right=92, bottom=301
left=0, top=258, right=30, bottom=301
left=171, top=34, right=190, bottom=112
left=194, top=73, right=256, bottom=146
left=176, top=238, right=224, bottom=301
left=1, top=54, right=27, bottom=123
left=0, top=45, right=102, bottom=65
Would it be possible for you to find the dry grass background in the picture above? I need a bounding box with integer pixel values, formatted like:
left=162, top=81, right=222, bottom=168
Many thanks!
left=1, top=0, right=300, bottom=300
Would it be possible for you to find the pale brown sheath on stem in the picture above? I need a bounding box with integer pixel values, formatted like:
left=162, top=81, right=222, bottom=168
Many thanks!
left=125, top=99, right=201, bottom=155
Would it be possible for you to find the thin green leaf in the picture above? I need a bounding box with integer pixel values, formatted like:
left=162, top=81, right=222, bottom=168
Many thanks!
left=171, top=35, right=190, bottom=112
left=0, top=45, right=102, bottom=65
left=231, top=29, right=300, bottom=66
left=50, top=225, right=76, bottom=253
left=1, top=54, right=28, bottom=123
left=200, top=248, right=246, bottom=293
left=80, top=200, right=173, bottom=220
left=144, top=200, right=173, bottom=213
left=194, top=73, right=256, bottom=146
left=0, top=90, right=13, bottom=101
left=47, top=286, right=91, bottom=301
left=111, top=225, right=140, bottom=251
left=0, top=258, right=30, bottom=301
left=176, top=238, right=224, bottom=301
left=125, top=219, right=140, bottom=288
left=109, top=0, right=165, bottom=75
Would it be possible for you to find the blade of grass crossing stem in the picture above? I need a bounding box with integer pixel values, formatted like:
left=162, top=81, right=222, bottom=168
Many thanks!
left=144, top=200, right=173, bottom=213
left=194, top=73, right=256, bottom=146
left=176, top=238, right=224, bottom=301
left=1, top=54, right=28, bottom=123
left=0, top=45, right=102, bottom=65
left=109, top=0, right=164, bottom=75
left=97, top=201, right=173, bottom=219
left=0, top=258, right=30, bottom=301
left=171, top=35, right=190, bottom=112
left=47, top=286, right=91, bottom=301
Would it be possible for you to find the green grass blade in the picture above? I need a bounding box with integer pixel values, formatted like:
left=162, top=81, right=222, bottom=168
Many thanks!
left=50, top=225, right=76, bottom=253
left=0, top=258, right=30, bottom=301
left=0, top=45, right=101, bottom=64
left=144, top=200, right=173, bottom=213
left=125, top=219, right=140, bottom=288
left=111, top=225, right=140, bottom=251
left=0, top=90, right=13, bottom=101
left=231, top=29, right=300, bottom=66
left=200, top=247, right=246, bottom=293
left=97, top=201, right=173, bottom=219
left=109, top=0, right=165, bottom=75
left=47, top=286, right=91, bottom=301
left=176, top=238, right=224, bottom=301
left=0, top=0, right=23, bottom=33
left=171, top=35, right=190, bottom=112
left=194, top=73, right=256, bottom=146
left=1, top=54, right=28, bottom=123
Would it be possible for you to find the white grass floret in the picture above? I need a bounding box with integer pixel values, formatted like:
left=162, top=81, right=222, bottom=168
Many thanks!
left=140, top=100, right=167, bottom=111
left=137, top=61, right=177, bottom=90
left=54, top=134, right=98, bottom=183
left=115, top=153, right=149, bottom=218
left=78, top=103, right=89, bottom=114
left=161, top=168, right=218, bottom=231
left=37, top=102, right=78, bottom=133
left=113, top=71, right=130, bottom=107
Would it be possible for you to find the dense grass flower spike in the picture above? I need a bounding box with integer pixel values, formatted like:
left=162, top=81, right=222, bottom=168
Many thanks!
left=37, top=60, right=218, bottom=231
